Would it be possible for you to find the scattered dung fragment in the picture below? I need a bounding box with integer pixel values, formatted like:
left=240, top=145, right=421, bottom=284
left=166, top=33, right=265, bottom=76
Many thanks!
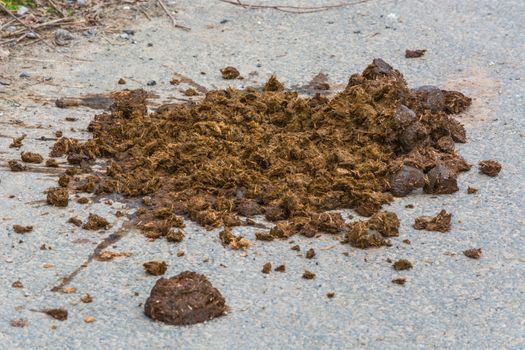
left=467, top=186, right=478, bottom=194
left=305, top=248, right=316, bottom=259
left=255, top=231, right=274, bottom=241
left=220, top=66, right=240, bottom=80
left=12, top=280, right=24, bottom=288
left=42, top=308, right=68, bottom=321
left=81, top=293, right=93, bottom=303
left=77, top=197, right=89, bottom=204
left=62, top=287, right=76, bottom=294
left=10, top=134, right=26, bottom=148
left=463, top=248, right=482, bottom=259
left=13, top=225, right=33, bottom=234
left=392, top=277, right=406, bottom=285
left=166, top=230, right=184, bottom=242
left=291, top=245, right=300, bottom=251
left=405, top=49, right=426, bottom=58
left=392, top=259, right=413, bottom=271
left=118, top=78, right=126, bottom=84
left=345, top=211, right=399, bottom=249
left=143, top=261, right=168, bottom=276
left=326, top=292, right=335, bottom=298
left=177, top=251, right=185, bottom=257
left=48, top=60, right=473, bottom=250
left=274, top=264, right=286, bottom=272
left=68, top=217, right=82, bottom=227
left=144, top=271, right=227, bottom=326
left=8, top=160, right=27, bottom=172
left=46, top=187, right=69, bottom=207
left=219, top=227, right=251, bottom=250
left=84, top=316, right=96, bottom=323
left=402, top=239, right=411, bottom=245
left=58, top=175, right=70, bottom=188
left=413, top=209, right=452, bottom=232
left=302, top=270, right=316, bottom=279
left=479, top=160, right=501, bottom=177
left=183, top=88, right=198, bottom=96
left=82, top=213, right=110, bottom=230
left=10, top=318, right=29, bottom=328
left=46, top=159, right=59, bottom=167
left=21, top=152, right=43, bottom=163
left=96, top=251, right=131, bottom=261
left=262, top=262, right=272, bottom=274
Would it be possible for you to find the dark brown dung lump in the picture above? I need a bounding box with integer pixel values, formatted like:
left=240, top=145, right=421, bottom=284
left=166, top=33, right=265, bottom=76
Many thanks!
left=405, top=49, right=426, bottom=58
left=49, top=59, right=471, bottom=244
left=144, top=272, right=227, bottom=326
left=413, top=209, right=452, bottom=232
left=479, top=160, right=501, bottom=177
left=21, top=152, right=43, bottom=164
left=345, top=211, right=399, bottom=249
left=46, top=187, right=69, bottom=207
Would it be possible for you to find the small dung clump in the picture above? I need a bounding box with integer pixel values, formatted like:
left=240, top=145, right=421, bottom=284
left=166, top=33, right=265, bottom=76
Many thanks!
left=219, top=227, right=251, bottom=250
left=413, top=209, right=452, bottom=232
left=392, top=259, right=412, bottom=271
left=58, top=175, right=70, bottom=188
left=424, top=163, right=459, bottom=194
left=274, top=264, right=285, bottom=272
left=305, top=248, right=316, bottom=259
left=390, top=165, right=425, bottom=197
left=13, top=225, right=33, bottom=234
left=479, top=160, right=501, bottom=177
left=144, top=271, right=228, bottom=326
left=346, top=211, right=399, bottom=249
left=405, top=49, right=426, bottom=58
left=166, top=230, right=184, bottom=242
left=463, top=248, right=482, bottom=259
left=43, top=308, right=68, bottom=321
left=302, top=270, right=316, bottom=279
left=46, top=187, right=69, bottom=207
left=143, top=261, right=168, bottom=276
left=12, top=280, right=24, bottom=288
left=220, top=66, right=240, bottom=80
left=467, top=186, right=478, bottom=194
left=81, top=293, right=93, bottom=303
left=68, top=217, right=82, bottom=227
left=262, top=262, right=272, bottom=274
left=392, top=277, right=406, bottom=285
left=82, top=213, right=110, bottom=230
left=9, top=134, right=26, bottom=148
left=21, top=151, right=43, bottom=164
left=8, top=160, right=26, bottom=172
left=46, top=159, right=59, bottom=167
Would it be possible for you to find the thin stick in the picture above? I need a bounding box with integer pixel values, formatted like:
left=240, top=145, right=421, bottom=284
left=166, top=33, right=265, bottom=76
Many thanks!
left=157, top=0, right=190, bottom=31
left=46, top=0, right=65, bottom=18
left=217, top=0, right=369, bottom=13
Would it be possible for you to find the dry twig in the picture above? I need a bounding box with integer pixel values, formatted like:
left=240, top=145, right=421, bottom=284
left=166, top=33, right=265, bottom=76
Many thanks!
left=157, top=0, right=190, bottom=31
left=217, top=0, right=369, bottom=13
